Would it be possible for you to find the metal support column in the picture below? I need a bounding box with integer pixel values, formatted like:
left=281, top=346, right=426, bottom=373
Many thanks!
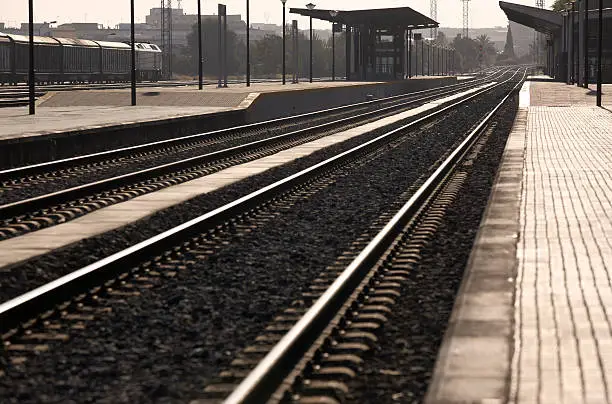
left=345, top=25, right=351, bottom=81
left=223, top=8, right=228, bottom=87
left=28, top=0, right=35, bottom=115
left=198, top=0, right=203, bottom=89
left=246, top=0, right=250, bottom=86
left=282, top=0, right=286, bottom=84
left=596, top=0, right=602, bottom=106
left=584, top=0, right=589, bottom=87
left=408, top=30, right=412, bottom=78
left=217, top=6, right=222, bottom=88
left=130, top=0, right=136, bottom=106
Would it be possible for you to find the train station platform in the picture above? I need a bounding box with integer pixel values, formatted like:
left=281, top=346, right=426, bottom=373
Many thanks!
left=0, top=77, right=454, bottom=169
left=426, top=80, right=612, bottom=403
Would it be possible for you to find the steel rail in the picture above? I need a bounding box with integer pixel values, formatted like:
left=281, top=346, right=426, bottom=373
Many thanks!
left=0, top=75, right=507, bottom=221
left=0, top=69, right=522, bottom=335
left=0, top=69, right=508, bottom=182
left=223, top=68, right=527, bottom=404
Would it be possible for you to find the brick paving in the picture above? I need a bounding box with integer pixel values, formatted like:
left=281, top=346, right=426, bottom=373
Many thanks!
left=426, top=81, right=612, bottom=404
left=511, top=106, right=612, bottom=404
left=530, top=82, right=612, bottom=106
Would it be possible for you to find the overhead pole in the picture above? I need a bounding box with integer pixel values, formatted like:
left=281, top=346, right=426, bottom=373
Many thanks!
left=131, top=0, right=136, bottom=106
left=246, top=0, right=250, bottom=86
left=198, top=0, right=203, bottom=89
left=28, top=0, right=35, bottom=115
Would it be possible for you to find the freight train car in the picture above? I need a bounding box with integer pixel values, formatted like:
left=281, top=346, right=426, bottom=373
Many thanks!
left=0, top=33, right=162, bottom=84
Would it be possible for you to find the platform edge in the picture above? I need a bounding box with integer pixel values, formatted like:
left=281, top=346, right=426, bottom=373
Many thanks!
left=423, top=106, right=528, bottom=404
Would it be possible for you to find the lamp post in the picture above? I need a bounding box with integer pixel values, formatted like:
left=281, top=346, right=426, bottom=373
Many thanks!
left=246, top=0, right=250, bottom=86
left=130, top=0, right=136, bottom=106
left=198, top=0, right=203, bottom=89
left=306, top=3, right=316, bottom=83
left=330, top=10, right=338, bottom=81
left=28, top=0, right=35, bottom=115
left=281, top=0, right=287, bottom=84
left=596, top=0, right=602, bottom=106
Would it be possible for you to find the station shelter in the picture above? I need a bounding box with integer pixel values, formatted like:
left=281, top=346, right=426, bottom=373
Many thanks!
left=289, top=7, right=438, bottom=81
left=500, top=0, right=612, bottom=84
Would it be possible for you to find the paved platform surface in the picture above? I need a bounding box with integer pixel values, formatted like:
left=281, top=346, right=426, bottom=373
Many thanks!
left=530, top=81, right=612, bottom=107
left=0, top=81, right=376, bottom=142
left=0, top=83, right=488, bottom=271
left=426, top=81, right=612, bottom=403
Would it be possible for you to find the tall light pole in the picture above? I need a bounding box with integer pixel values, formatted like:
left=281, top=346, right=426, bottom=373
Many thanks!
left=28, top=0, right=35, bottom=115
left=596, top=0, right=602, bottom=106
left=130, top=0, right=136, bottom=106
left=198, top=0, right=203, bottom=89
left=281, top=0, right=287, bottom=84
left=330, top=10, right=338, bottom=81
left=246, top=0, right=250, bottom=86
left=306, top=2, right=316, bottom=83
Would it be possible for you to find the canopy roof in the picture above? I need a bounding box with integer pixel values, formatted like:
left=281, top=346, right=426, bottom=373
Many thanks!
left=289, top=7, right=438, bottom=30
left=499, top=1, right=563, bottom=34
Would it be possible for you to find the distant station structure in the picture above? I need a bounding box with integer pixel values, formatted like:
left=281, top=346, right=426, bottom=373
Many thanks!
left=500, top=0, right=611, bottom=84
left=290, top=7, right=438, bottom=81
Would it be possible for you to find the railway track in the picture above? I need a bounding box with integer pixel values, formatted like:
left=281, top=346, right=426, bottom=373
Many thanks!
left=0, top=68, right=525, bottom=402
left=0, top=69, right=507, bottom=241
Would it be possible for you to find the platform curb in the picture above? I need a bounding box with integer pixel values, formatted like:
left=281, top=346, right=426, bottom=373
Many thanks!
left=424, top=106, right=528, bottom=404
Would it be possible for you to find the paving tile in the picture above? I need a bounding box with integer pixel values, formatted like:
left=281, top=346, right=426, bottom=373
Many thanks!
left=511, top=105, right=612, bottom=404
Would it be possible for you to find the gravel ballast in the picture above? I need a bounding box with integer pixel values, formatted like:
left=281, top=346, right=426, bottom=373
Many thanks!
left=0, top=79, right=520, bottom=403
left=344, top=94, right=518, bottom=404
left=0, top=82, right=518, bottom=303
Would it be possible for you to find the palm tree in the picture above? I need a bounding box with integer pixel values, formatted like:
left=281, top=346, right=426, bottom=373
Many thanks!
left=551, top=0, right=571, bottom=11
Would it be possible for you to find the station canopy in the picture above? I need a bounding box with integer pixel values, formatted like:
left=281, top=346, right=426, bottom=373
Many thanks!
left=289, top=7, right=438, bottom=30
left=499, top=1, right=563, bottom=34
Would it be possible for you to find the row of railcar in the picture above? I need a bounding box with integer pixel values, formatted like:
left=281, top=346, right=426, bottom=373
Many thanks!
left=0, top=33, right=162, bottom=84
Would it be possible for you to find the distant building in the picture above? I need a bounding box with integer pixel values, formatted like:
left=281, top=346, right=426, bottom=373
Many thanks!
left=145, top=8, right=246, bottom=47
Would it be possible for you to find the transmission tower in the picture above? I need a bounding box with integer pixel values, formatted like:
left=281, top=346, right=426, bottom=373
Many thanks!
left=461, top=0, right=470, bottom=38
left=161, top=0, right=173, bottom=79
left=430, top=0, right=438, bottom=40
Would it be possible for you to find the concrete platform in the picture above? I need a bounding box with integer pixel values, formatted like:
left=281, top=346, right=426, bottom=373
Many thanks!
left=0, top=77, right=456, bottom=169
left=426, top=81, right=612, bottom=403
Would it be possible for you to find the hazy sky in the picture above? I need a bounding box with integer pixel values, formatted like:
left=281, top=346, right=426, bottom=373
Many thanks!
left=4, top=0, right=541, bottom=29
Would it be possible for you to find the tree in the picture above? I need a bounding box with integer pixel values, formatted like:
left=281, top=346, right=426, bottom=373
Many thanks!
left=434, top=31, right=448, bottom=46
left=551, top=0, right=571, bottom=11
left=185, top=19, right=245, bottom=77
left=252, top=34, right=282, bottom=78
left=452, top=34, right=479, bottom=72
left=475, top=34, right=498, bottom=66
